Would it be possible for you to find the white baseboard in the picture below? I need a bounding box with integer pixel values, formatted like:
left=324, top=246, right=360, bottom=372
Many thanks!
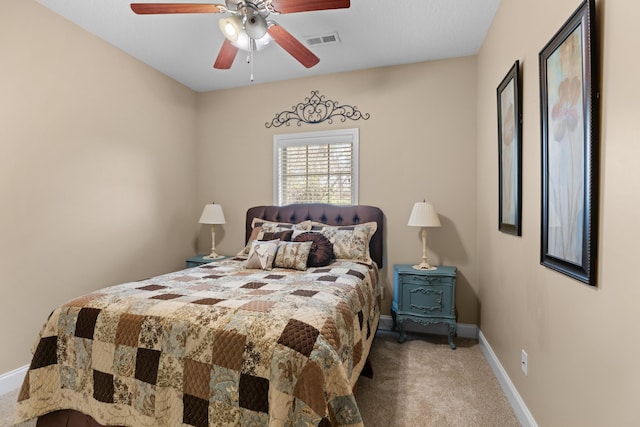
left=0, top=364, right=28, bottom=396
left=479, top=331, right=537, bottom=427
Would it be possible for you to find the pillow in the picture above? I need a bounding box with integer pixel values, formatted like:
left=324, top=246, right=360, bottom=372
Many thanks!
left=273, top=241, right=313, bottom=271
left=309, top=221, right=328, bottom=231
left=251, top=218, right=312, bottom=232
left=260, top=229, right=293, bottom=242
left=320, top=222, right=377, bottom=265
left=237, top=227, right=262, bottom=257
left=245, top=240, right=279, bottom=270
left=293, top=232, right=334, bottom=267
left=238, top=219, right=311, bottom=257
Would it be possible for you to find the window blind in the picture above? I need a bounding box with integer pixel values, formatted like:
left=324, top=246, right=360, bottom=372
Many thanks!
left=274, top=129, right=358, bottom=206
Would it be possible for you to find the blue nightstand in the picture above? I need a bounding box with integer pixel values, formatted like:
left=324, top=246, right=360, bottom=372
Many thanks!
left=392, top=264, right=458, bottom=349
left=186, top=254, right=230, bottom=268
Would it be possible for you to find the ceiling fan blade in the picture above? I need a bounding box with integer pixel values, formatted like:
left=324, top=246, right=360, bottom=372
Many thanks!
left=267, top=24, right=319, bottom=68
left=269, top=0, right=350, bottom=14
left=130, top=3, right=224, bottom=14
left=213, top=39, right=239, bottom=69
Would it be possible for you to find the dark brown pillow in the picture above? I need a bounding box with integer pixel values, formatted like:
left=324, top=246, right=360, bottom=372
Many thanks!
left=260, top=229, right=293, bottom=242
left=293, top=232, right=334, bottom=267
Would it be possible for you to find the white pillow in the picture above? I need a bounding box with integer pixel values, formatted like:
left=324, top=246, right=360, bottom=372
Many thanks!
left=245, top=239, right=279, bottom=270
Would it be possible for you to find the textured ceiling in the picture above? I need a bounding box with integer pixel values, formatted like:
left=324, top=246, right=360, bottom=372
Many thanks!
left=37, top=0, right=501, bottom=92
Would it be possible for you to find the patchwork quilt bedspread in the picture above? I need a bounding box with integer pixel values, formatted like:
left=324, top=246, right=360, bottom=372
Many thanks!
left=16, top=258, right=379, bottom=427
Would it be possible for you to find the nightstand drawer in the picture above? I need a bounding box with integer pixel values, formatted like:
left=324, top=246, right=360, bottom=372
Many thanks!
left=400, top=283, right=454, bottom=317
left=400, top=274, right=455, bottom=287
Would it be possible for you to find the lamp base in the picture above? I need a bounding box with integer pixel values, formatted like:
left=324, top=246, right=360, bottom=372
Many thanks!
left=413, top=228, right=438, bottom=270
left=412, top=261, right=437, bottom=270
left=203, top=252, right=224, bottom=260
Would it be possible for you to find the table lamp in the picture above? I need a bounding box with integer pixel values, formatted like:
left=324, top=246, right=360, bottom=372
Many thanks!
left=408, top=201, right=441, bottom=270
left=199, top=203, right=226, bottom=259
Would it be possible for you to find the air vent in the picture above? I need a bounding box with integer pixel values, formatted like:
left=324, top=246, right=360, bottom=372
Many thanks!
left=304, top=32, right=340, bottom=46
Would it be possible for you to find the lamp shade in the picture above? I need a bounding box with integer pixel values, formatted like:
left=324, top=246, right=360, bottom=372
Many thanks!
left=244, top=13, right=268, bottom=39
left=199, top=204, right=226, bottom=225
left=219, top=15, right=243, bottom=42
left=408, top=201, right=441, bottom=227
left=230, top=30, right=273, bottom=52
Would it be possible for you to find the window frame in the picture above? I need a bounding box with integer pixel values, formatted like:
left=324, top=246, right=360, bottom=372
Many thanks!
left=273, top=128, right=359, bottom=206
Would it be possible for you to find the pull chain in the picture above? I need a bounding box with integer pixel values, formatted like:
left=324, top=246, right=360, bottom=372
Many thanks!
left=249, top=39, right=255, bottom=82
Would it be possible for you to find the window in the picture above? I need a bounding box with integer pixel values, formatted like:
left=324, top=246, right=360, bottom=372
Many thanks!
left=274, top=128, right=359, bottom=205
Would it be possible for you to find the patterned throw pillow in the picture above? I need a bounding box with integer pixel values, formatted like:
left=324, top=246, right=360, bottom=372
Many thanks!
left=293, top=232, right=334, bottom=267
left=320, top=222, right=377, bottom=265
left=237, top=220, right=311, bottom=257
left=252, top=218, right=312, bottom=231
left=245, top=240, right=279, bottom=270
left=273, top=241, right=313, bottom=271
left=259, top=229, right=293, bottom=242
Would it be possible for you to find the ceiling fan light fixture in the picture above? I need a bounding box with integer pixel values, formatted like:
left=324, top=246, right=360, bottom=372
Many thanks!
left=219, top=15, right=243, bottom=42
left=231, top=31, right=273, bottom=52
left=244, top=14, right=268, bottom=39
left=224, top=0, right=243, bottom=11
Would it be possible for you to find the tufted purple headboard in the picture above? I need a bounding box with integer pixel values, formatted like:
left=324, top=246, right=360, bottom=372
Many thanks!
left=246, top=204, right=384, bottom=268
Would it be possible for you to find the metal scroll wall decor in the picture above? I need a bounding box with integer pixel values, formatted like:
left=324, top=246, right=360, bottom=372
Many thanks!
left=265, top=90, right=370, bottom=128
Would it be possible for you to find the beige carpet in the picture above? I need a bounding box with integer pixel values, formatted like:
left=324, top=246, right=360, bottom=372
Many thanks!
left=356, top=330, right=520, bottom=426
left=0, top=330, right=519, bottom=427
left=0, top=389, right=34, bottom=427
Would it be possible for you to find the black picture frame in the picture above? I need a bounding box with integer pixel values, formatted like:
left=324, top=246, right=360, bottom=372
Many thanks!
left=539, top=0, right=599, bottom=286
left=497, top=60, right=523, bottom=236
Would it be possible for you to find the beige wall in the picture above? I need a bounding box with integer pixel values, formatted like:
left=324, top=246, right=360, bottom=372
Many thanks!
left=0, top=1, right=198, bottom=372
left=10, top=0, right=636, bottom=424
left=195, top=58, right=479, bottom=322
left=2, top=0, right=478, bottom=376
left=477, top=0, right=640, bottom=424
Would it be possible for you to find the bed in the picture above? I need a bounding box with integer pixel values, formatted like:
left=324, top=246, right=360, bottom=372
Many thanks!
left=16, top=203, right=383, bottom=427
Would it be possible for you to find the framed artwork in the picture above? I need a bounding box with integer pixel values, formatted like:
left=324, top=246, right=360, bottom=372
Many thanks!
left=539, top=0, right=599, bottom=286
left=497, top=60, right=522, bottom=236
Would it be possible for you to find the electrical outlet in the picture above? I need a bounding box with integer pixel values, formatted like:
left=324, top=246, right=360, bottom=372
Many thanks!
left=521, top=350, right=528, bottom=375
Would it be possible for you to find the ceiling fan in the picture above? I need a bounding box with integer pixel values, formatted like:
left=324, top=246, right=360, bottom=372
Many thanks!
left=130, top=0, right=350, bottom=73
